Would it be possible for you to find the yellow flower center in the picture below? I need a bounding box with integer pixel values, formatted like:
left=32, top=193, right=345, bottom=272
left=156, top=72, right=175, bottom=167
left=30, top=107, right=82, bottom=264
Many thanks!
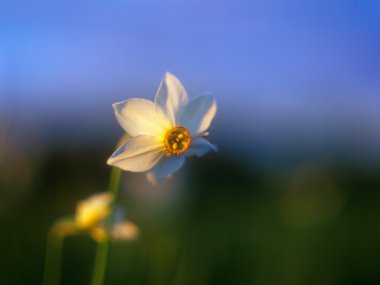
left=163, top=126, right=191, bottom=155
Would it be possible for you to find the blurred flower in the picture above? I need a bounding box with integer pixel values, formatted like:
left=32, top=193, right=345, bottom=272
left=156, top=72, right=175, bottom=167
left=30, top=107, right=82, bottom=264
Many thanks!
left=72, top=192, right=139, bottom=242
left=107, top=72, right=217, bottom=183
left=112, top=221, right=139, bottom=240
left=91, top=221, right=139, bottom=243
left=75, top=192, right=112, bottom=230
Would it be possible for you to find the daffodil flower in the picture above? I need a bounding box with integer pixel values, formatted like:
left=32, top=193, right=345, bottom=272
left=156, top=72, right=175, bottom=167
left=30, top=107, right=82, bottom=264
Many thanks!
left=107, top=72, right=217, bottom=182
left=75, top=192, right=112, bottom=230
left=91, top=205, right=139, bottom=242
left=91, top=221, right=139, bottom=242
left=74, top=192, right=139, bottom=242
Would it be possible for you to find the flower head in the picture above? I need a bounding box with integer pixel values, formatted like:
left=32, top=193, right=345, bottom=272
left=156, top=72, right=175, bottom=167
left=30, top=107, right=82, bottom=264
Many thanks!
left=75, top=192, right=112, bottom=230
left=91, top=221, right=139, bottom=243
left=74, top=192, right=139, bottom=242
left=107, top=72, right=217, bottom=182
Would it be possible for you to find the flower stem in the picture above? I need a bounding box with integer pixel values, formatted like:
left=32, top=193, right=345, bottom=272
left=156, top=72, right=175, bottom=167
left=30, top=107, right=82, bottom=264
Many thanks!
left=43, top=218, right=76, bottom=285
left=43, top=231, right=63, bottom=285
left=91, top=167, right=122, bottom=285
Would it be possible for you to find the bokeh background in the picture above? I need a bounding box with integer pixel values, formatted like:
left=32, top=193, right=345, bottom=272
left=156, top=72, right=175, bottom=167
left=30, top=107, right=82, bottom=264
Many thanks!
left=1, top=0, right=380, bottom=284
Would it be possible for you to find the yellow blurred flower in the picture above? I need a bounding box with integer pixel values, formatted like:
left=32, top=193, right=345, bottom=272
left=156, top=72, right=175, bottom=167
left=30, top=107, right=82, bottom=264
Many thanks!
left=75, top=192, right=112, bottom=230
left=73, top=192, right=139, bottom=243
left=90, top=221, right=139, bottom=243
left=107, top=72, right=217, bottom=183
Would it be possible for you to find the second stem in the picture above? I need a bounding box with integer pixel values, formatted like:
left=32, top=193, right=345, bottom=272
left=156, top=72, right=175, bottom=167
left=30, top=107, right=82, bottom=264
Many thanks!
left=91, top=167, right=122, bottom=285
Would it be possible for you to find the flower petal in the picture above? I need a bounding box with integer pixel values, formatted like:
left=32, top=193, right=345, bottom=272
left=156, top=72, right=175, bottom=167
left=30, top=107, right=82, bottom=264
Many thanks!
left=185, top=138, right=217, bottom=157
left=178, top=94, right=217, bottom=135
left=75, top=193, right=112, bottom=230
left=146, top=155, right=185, bottom=184
left=107, top=135, right=164, bottom=172
left=113, top=98, right=171, bottom=137
left=154, top=72, right=188, bottom=125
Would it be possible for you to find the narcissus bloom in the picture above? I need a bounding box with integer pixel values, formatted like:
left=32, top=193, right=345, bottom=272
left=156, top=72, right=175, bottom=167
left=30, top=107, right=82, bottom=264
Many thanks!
left=75, top=192, right=112, bottom=230
left=91, top=221, right=139, bottom=242
left=107, top=72, right=217, bottom=182
left=74, top=192, right=139, bottom=242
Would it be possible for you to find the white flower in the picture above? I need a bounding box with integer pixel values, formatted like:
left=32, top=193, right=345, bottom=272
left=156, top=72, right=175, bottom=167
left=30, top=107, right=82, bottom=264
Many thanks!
left=107, top=72, right=217, bottom=182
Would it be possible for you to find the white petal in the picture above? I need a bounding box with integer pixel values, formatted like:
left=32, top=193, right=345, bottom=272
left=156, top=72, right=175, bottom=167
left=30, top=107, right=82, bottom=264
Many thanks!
left=186, top=138, right=217, bottom=157
left=107, top=135, right=164, bottom=172
left=113, top=98, right=171, bottom=137
left=178, top=94, right=217, bottom=135
left=154, top=72, right=188, bottom=125
left=146, top=155, right=185, bottom=183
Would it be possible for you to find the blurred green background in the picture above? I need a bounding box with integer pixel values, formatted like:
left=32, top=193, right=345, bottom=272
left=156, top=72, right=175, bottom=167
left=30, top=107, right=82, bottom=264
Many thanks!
left=1, top=142, right=380, bottom=284
left=1, top=0, right=380, bottom=284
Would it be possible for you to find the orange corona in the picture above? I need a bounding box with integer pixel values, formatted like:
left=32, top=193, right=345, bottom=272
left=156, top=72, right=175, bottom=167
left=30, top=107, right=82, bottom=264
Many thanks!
left=163, top=126, right=191, bottom=155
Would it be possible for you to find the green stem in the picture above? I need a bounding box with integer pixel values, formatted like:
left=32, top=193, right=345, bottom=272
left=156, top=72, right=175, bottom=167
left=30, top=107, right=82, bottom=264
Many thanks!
left=43, top=228, right=63, bottom=285
left=43, top=218, right=76, bottom=285
left=91, top=167, right=122, bottom=285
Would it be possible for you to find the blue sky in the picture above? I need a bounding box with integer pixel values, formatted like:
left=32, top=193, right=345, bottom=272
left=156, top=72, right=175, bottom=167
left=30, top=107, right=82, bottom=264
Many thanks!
left=1, top=0, right=380, bottom=163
